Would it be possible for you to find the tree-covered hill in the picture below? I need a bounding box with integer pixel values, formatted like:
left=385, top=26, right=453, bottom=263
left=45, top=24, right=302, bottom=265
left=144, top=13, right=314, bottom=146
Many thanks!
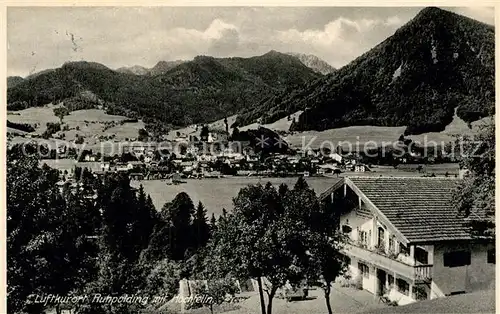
left=234, top=7, right=495, bottom=135
left=7, top=52, right=321, bottom=127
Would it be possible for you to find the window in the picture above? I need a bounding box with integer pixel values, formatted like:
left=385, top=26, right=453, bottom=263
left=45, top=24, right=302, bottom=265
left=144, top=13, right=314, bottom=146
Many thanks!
left=487, top=249, right=495, bottom=264
left=388, top=236, right=395, bottom=253
left=443, top=251, right=471, bottom=268
left=342, top=225, right=352, bottom=234
left=415, top=247, right=429, bottom=265
left=396, top=278, right=409, bottom=296
left=400, top=244, right=410, bottom=256
left=358, top=262, right=369, bottom=278
left=358, top=230, right=368, bottom=247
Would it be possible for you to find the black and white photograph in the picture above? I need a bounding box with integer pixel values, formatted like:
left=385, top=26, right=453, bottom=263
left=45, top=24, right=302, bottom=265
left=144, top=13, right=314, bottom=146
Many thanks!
left=4, top=5, right=496, bottom=314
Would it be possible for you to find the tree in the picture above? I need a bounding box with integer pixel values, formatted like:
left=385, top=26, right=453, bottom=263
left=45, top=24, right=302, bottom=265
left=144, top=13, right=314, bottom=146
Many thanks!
left=218, top=208, right=228, bottom=225
left=75, top=135, right=84, bottom=144
left=210, top=213, right=217, bottom=234
left=200, top=125, right=210, bottom=141
left=231, top=127, right=240, bottom=140
left=82, top=173, right=161, bottom=314
left=143, top=258, right=181, bottom=309
left=305, top=197, right=346, bottom=314
left=453, top=118, right=495, bottom=237
left=42, top=122, right=61, bottom=139
left=206, top=180, right=320, bottom=314
left=161, top=192, right=196, bottom=261
left=136, top=185, right=158, bottom=249
left=138, top=128, right=149, bottom=141
left=294, top=176, right=309, bottom=190
left=7, top=144, right=99, bottom=314
left=192, top=201, right=210, bottom=250
left=53, top=107, right=69, bottom=123
left=192, top=277, right=239, bottom=314
left=74, top=166, right=82, bottom=181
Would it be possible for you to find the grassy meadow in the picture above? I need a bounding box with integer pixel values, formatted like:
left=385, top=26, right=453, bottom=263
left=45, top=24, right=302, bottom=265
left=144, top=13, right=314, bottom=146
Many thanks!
left=131, top=176, right=341, bottom=217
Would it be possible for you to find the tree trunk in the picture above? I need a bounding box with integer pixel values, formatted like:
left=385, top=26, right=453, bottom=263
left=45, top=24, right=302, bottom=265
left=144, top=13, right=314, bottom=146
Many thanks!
left=210, top=303, right=214, bottom=314
left=324, top=282, right=333, bottom=314
left=266, top=286, right=278, bottom=314
left=257, top=277, right=267, bottom=314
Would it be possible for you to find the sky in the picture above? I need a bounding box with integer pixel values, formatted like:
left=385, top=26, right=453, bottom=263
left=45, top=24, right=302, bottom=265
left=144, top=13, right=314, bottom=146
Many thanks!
left=7, top=6, right=495, bottom=77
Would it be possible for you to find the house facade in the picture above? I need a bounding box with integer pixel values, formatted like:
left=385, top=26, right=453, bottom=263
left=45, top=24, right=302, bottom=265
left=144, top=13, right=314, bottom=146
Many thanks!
left=321, top=177, right=495, bottom=306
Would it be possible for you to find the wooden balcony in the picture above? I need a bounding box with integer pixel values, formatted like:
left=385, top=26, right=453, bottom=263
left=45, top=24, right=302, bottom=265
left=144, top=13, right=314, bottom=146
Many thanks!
left=414, top=264, right=433, bottom=283
left=343, top=242, right=432, bottom=283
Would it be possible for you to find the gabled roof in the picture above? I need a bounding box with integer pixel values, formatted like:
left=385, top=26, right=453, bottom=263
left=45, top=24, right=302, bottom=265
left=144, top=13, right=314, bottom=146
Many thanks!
left=347, top=177, right=471, bottom=243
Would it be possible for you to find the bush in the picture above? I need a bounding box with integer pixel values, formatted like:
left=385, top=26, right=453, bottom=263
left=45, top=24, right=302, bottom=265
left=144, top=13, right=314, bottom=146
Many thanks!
left=75, top=136, right=84, bottom=144
left=42, top=122, right=61, bottom=139
left=7, top=120, right=35, bottom=133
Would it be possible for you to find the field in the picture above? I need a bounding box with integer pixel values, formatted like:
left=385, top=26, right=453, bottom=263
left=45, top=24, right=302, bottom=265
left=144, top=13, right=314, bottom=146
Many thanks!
left=234, top=110, right=490, bottom=150
left=9, top=104, right=489, bottom=153
left=131, top=176, right=341, bottom=216
left=284, top=113, right=489, bottom=150
left=239, top=111, right=303, bottom=132
left=166, top=109, right=488, bottom=150
left=7, top=106, right=60, bottom=134
left=407, top=114, right=491, bottom=144
left=284, top=125, right=407, bottom=149
left=165, top=115, right=238, bottom=140
left=129, top=165, right=455, bottom=217
left=7, top=105, right=145, bottom=145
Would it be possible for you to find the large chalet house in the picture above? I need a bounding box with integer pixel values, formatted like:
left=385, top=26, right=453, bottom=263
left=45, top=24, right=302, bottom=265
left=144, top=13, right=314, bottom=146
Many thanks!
left=320, top=177, right=495, bottom=305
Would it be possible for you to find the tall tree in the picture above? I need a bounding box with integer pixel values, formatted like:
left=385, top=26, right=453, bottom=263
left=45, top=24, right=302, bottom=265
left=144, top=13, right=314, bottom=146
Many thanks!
left=306, top=201, right=346, bottom=314
left=192, top=201, right=210, bottom=250
left=7, top=144, right=99, bottom=314
left=210, top=213, right=217, bottom=234
left=200, top=125, right=210, bottom=141
left=206, top=181, right=321, bottom=314
left=453, top=117, right=495, bottom=237
left=161, top=192, right=196, bottom=260
left=136, top=185, right=158, bottom=250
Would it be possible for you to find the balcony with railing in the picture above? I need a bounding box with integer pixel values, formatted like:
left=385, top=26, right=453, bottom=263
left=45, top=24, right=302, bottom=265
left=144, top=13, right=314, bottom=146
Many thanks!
left=343, top=239, right=433, bottom=283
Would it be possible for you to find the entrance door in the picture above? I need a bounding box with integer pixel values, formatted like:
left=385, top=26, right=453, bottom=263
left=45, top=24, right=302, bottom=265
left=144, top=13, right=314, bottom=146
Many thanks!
left=376, top=269, right=387, bottom=296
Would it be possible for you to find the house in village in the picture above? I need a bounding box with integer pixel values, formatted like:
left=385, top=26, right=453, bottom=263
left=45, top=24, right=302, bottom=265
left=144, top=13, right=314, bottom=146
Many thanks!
left=328, top=152, right=343, bottom=163
left=353, top=164, right=371, bottom=172
left=84, top=154, right=97, bottom=162
left=318, top=163, right=341, bottom=175
left=100, top=162, right=110, bottom=172
left=320, top=177, right=495, bottom=306
left=174, top=133, right=189, bottom=142
left=127, top=161, right=144, bottom=171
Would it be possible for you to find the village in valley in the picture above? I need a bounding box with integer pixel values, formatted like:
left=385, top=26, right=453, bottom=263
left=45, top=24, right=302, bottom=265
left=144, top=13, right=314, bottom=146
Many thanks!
left=8, top=112, right=466, bottom=192
left=5, top=6, right=495, bottom=314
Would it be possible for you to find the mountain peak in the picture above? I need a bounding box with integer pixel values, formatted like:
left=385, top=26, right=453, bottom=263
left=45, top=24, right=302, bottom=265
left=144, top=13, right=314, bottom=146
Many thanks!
left=411, top=6, right=492, bottom=27
left=287, top=52, right=336, bottom=75
left=62, top=61, right=110, bottom=71
left=262, top=50, right=288, bottom=58
left=150, top=60, right=186, bottom=75
left=236, top=6, right=494, bottom=135
left=416, top=6, right=446, bottom=17
left=116, top=65, right=149, bottom=75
